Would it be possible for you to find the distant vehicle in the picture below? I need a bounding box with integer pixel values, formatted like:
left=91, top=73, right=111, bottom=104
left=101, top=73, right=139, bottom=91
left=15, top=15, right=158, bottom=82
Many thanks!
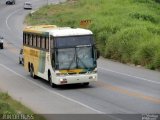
left=24, top=2, right=32, bottom=9
left=0, top=36, right=4, bottom=49
left=19, top=48, right=24, bottom=65
left=23, top=25, right=99, bottom=87
left=6, top=0, right=15, bottom=5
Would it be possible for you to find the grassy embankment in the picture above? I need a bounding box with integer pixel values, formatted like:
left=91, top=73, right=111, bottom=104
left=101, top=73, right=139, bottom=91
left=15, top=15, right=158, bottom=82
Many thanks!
left=25, top=0, right=160, bottom=70
left=0, top=92, right=45, bottom=120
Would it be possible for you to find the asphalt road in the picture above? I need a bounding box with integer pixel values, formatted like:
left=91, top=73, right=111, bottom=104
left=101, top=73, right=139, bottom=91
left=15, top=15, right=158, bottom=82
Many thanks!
left=0, top=0, right=160, bottom=120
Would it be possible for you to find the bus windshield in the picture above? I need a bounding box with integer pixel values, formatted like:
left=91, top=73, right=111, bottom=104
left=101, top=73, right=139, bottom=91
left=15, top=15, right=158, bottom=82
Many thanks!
left=55, top=46, right=96, bottom=70
left=54, top=35, right=94, bottom=48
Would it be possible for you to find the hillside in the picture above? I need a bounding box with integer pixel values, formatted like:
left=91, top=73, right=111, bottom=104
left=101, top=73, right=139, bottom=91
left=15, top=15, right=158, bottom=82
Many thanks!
left=25, top=0, right=160, bottom=70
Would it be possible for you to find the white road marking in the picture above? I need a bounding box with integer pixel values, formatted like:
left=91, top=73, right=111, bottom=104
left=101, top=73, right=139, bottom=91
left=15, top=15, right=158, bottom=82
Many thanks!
left=6, top=8, right=22, bottom=31
left=99, top=67, right=160, bottom=85
left=0, top=64, right=104, bottom=114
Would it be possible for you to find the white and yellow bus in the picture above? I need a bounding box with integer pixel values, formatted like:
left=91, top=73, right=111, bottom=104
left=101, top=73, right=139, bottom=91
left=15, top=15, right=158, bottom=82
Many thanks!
left=23, top=25, right=99, bottom=87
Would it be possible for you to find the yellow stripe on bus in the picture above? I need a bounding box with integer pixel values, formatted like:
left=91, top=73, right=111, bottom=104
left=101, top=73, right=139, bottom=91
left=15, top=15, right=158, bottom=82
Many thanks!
left=59, top=69, right=84, bottom=74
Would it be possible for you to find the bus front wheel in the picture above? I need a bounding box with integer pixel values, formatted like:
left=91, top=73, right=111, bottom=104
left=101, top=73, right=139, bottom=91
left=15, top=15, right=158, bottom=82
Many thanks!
left=83, top=82, right=89, bottom=86
left=48, top=72, right=56, bottom=88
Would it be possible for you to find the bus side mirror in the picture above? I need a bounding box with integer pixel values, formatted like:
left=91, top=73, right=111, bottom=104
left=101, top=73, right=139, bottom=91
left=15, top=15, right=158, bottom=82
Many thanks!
left=96, top=50, right=100, bottom=59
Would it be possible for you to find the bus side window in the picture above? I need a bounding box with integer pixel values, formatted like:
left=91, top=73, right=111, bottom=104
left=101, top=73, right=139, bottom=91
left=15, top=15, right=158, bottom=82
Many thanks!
left=33, top=35, right=37, bottom=47
left=50, top=36, right=54, bottom=49
left=37, top=36, right=40, bottom=48
left=26, top=34, right=29, bottom=45
left=28, top=34, right=31, bottom=46
left=42, top=36, right=45, bottom=49
left=50, top=36, right=55, bottom=68
left=30, top=34, right=33, bottom=46
left=35, top=35, right=37, bottom=47
left=45, top=37, right=49, bottom=50
left=23, top=33, right=25, bottom=44
left=25, top=33, right=27, bottom=44
left=40, top=36, right=43, bottom=48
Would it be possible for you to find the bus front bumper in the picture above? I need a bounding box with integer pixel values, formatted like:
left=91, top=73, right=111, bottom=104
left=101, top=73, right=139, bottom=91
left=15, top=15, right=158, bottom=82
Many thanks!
left=54, top=74, right=97, bottom=85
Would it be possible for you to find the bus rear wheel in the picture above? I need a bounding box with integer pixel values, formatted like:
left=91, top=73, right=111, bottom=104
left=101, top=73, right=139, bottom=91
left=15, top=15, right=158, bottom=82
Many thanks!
left=30, top=65, right=36, bottom=79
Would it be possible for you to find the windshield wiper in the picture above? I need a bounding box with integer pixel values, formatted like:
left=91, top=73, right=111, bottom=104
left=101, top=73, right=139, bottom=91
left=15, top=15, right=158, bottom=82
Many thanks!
left=76, top=56, right=88, bottom=69
left=67, top=47, right=88, bottom=70
left=67, top=46, right=94, bottom=70
left=67, top=48, right=77, bottom=70
left=76, top=46, right=95, bottom=70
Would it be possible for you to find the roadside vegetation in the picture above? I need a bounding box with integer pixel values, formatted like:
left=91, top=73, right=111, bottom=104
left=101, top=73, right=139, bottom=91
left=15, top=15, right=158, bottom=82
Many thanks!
left=25, top=0, right=160, bottom=70
left=0, top=92, right=45, bottom=120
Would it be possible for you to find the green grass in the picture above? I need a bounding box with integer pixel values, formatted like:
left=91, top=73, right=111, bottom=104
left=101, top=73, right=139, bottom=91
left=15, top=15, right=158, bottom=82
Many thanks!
left=0, top=92, right=45, bottom=120
left=25, top=0, right=160, bottom=70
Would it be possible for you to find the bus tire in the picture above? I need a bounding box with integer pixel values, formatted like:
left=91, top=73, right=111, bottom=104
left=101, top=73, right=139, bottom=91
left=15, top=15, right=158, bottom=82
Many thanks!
left=19, top=58, right=22, bottom=64
left=28, top=63, right=30, bottom=72
left=22, top=58, right=24, bottom=65
left=48, top=72, right=56, bottom=88
left=30, top=65, right=36, bottom=79
left=83, top=82, right=89, bottom=86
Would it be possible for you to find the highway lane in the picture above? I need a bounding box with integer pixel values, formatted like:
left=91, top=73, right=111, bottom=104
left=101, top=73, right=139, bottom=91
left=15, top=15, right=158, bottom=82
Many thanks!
left=0, top=0, right=160, bottom=119
left=0, top=0, right=103, bottom=115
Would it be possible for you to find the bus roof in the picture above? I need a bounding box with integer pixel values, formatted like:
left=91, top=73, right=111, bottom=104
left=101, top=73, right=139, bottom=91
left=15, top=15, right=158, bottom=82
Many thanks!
left=24, top=25, right=93, bottom=36
left=24, top=25, right=57, bottom=34
left=50, top=27, right=93, bottom=37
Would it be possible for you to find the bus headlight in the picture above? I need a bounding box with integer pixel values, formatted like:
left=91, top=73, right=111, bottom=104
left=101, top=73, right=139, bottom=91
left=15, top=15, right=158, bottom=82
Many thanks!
left=89, top=76, right=96, bottom=79
left=60, top=78, right=67, bottom=84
